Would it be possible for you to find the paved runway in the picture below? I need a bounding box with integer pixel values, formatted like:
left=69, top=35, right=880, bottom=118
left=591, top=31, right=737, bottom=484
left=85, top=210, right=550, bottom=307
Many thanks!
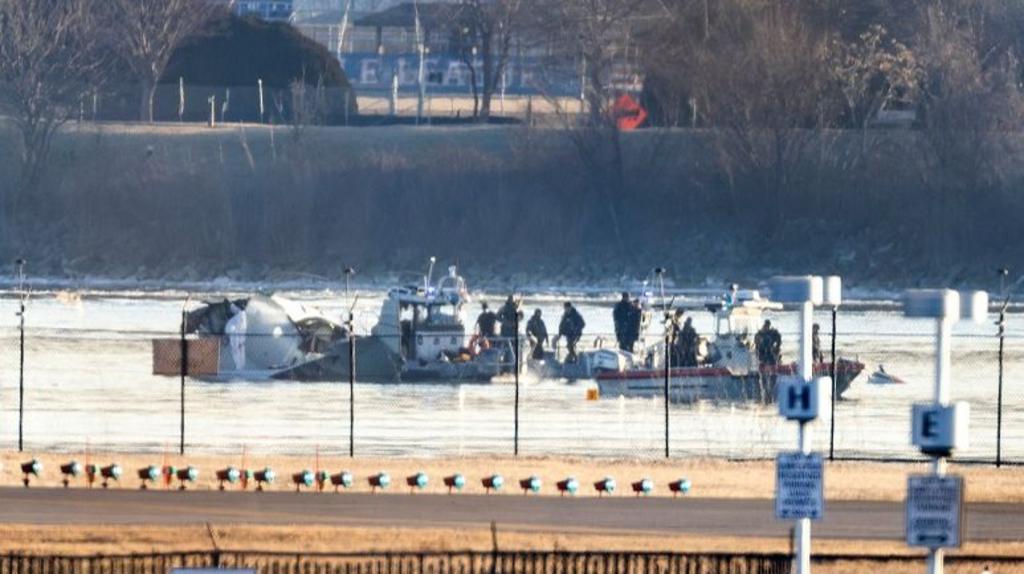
left=0, top=487, right=1021, bottom=541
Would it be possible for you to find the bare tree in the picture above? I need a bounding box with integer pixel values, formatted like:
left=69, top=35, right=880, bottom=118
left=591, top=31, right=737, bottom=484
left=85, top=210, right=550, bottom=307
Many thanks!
left=100, top=0, right=219, bottom=122
left=0, top=0, right=104, bottom=206
left=450, top=0, right=523, bottom=120
left=682, top=0, right=840, bottom=227
left=912, top=0, right=1024, bottom=253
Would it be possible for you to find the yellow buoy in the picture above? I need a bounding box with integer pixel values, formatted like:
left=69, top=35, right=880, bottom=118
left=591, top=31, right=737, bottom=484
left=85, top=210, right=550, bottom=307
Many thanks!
left=586, top=388, right=600, bottom=401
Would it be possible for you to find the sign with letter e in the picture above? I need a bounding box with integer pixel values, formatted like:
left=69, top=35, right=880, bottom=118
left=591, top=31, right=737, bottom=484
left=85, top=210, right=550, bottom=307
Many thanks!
left=912, top=402, right=970, bottom=456
left=775, top=452, right=824, bottom=520
left=906, top=474, right=964, bottom=549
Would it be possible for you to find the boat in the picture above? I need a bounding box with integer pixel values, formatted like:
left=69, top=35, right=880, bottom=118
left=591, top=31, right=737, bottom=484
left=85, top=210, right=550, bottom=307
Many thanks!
left=867, top=365, right=906, bottom=385
left=593, top=288, right=865, bottom=403
left=366, top=262, right=522, bottom=382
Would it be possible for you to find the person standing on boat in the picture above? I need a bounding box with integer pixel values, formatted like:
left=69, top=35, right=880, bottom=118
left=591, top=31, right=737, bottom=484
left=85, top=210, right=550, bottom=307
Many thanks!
left=625, top=298, right=643, bottom=352
left=497, top=295, right=523, bottom=372
left=526, top=309, right=548, bottom=361
left=768, top=322, right=782, bottom=365
left=558, top=302, right=586, bottom=363
left=497, top=295, right=522, bottom=339
left=812, top=323, right=824, bottom=364
left=680, top=316, right=699, bottom=367
left=476, top=303, right=498, bottom=343
left=613, top=292, right=632, bottom=351
left=668, top=308, right=685, bottom=365
left=755, top=320, right=774, bottom=366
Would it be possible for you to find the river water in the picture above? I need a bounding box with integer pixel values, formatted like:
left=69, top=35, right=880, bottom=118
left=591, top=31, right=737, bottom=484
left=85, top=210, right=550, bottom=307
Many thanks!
left=0, top=288, right=1021, bottom=462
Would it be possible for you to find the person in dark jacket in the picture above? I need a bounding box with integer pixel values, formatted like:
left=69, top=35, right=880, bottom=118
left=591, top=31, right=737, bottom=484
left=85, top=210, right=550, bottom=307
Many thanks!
left=526, top=309, right=549, bottom=361
left=497, top=295, right=522, bottom=339
left=476, top=303, right=498, bottom=341
left=558, top=302, right=586, bottom=363
left=679, top=317, right=699, bottom=367
left=612, top=292, right=632, bottom=351
left=624, top=299, right=643, bottom=352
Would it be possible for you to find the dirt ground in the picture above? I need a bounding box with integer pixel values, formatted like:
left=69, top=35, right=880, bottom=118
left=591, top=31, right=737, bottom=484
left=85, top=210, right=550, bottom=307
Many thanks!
left=2, top=451, right=1022, bottom=568
left=1, top=451, right=1021, bottom=502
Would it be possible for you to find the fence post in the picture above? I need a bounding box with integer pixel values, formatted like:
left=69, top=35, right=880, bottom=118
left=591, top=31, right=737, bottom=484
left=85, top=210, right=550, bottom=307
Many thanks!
left=996, top=299, right=1006, bottom=468
left=349, top=311, right=355, bottom=458
left=514, top=313, right=520, bottom=457
left=829, top=306, right=837, bottom=461
left=16, top=258, right=26, bottom=453
left=180, top=306, right=188, bottom=455
left=664, top=311, right=671, bottom=459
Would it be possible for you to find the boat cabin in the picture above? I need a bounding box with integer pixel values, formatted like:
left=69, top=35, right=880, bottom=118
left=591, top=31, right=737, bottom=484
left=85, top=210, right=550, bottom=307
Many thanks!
left=371, top=266, right=471, bottom=363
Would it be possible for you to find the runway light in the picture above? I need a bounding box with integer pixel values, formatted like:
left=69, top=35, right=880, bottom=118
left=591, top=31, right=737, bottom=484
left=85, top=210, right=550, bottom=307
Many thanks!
left=368, top=471, right=391, bottom=493
left=216, top=466, right=242, bottom=490
left=161, top=465, right=177, bottom=489
left=137, top=465, right=160, bottom=489
left=330, top=471, right=354, bottom=492
left=668, top=478, right=692, bottom=497
left=254, top=467, right=276, bottom=491
left=100, top=464, right=123, bottom=489
left=21, top=459, right=41, bottom=487
left=315, top=470, right=329, bottom=492
left=443, top=473, right=466, bottom=494
left=292, top=469, right=314, bottom=492
left=406, top=471, right=429, bottom=493
left=85, top=464, right=99, bottom=488
left=631, top=478, right=653, bottom=497
left=482, top=474, right=504, bottom=494
left=556, top=477, right=579, bottom=496
left=519, top=475, right=542, bottom=495
left=594, top=476, right=616, bottom=496
left=175, top=466, right=198, bottom=490
left=240, top=468, right=254, bottom=490
left=60, top=461, right=83, bottom=488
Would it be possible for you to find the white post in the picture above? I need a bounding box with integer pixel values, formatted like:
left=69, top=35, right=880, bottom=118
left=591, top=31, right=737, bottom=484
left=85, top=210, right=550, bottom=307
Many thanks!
left=258, top=79, right=265, bottom=123
left=770, top=276, right=827, bottom=574
left=796, top=298, right=813, bottom=574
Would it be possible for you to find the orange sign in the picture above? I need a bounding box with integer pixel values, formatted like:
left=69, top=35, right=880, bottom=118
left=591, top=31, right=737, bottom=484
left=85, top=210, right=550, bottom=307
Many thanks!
left=612, top=94, right=648, bottom=131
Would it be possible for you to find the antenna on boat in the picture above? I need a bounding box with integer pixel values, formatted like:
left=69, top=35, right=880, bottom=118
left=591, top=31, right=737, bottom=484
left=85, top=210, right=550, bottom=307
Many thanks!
left=654, top=268, right=667, bottom=314
left=425, top=256, right=437, bottom=291
left=344, top=267, right=356, bottom=296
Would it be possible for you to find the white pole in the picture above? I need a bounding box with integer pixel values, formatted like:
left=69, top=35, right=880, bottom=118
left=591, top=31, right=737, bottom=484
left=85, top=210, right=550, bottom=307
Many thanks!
left=258, top=79, right=265, bottom=123
left=936, top=317, right=951, bottom=407
left=927, top=315, right=952, bottom=574
left=796, top=299, right=813, bottom=574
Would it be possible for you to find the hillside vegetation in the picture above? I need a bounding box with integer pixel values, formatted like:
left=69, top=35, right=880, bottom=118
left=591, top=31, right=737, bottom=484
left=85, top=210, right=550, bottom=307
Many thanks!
left=0, top=122, right=1018, bottom=289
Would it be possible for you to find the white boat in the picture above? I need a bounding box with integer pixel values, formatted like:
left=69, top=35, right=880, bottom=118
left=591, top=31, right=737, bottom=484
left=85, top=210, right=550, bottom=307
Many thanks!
left=594, top=288, right=864, bottom=404
left=867, top=365, right=906, bottom=385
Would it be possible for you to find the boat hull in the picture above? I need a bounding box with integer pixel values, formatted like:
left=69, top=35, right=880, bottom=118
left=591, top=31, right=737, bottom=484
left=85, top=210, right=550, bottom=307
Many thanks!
left=595, top=360, right=864, bottom=404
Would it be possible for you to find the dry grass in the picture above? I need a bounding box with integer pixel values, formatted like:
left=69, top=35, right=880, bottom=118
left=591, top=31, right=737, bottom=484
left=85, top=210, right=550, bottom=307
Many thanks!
left=1, top=451, right=1022, bottom=502
left=0, top=524, right=1021, bottom=572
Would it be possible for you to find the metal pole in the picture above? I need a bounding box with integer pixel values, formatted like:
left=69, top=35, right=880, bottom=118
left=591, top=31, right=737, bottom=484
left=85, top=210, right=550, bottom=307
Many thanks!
left=829, top=306, right=837, bottom=461
left=514, top=313, right=520, bottom=457
left=664, top=314, right=670, bottom=459
left=179, top=307, right=187, bottom=455
left=795, top=300, right=813, bottom=574
left=17, top=286, right=25, bottom=453
left=926, top=316, right=952, bottom=574
left=997, top=295, right=1006, bottom=468
left=349, top=311, right=355, bottom=458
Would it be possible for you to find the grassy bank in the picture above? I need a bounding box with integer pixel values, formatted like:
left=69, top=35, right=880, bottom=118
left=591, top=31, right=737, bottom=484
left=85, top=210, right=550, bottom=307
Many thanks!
left=1, top=122, right=1021, bottom=290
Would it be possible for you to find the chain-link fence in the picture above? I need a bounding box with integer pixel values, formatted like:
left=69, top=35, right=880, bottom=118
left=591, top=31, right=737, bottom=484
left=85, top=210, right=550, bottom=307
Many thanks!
left=1, top=294, right=1022, bottom=464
